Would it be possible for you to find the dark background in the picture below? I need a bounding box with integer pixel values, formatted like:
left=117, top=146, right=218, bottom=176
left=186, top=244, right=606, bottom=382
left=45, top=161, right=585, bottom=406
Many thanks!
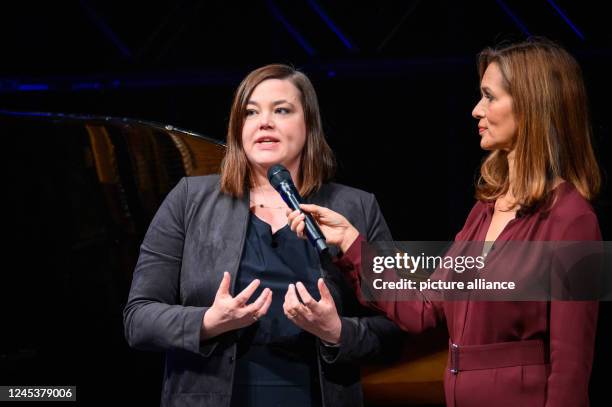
left=1, top=1, right=610, bottom=405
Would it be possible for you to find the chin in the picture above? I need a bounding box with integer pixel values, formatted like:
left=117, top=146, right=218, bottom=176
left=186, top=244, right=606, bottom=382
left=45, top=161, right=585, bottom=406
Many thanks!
left=252, top=160, right=279, bottom=169
left=249, top=153, right=284, bottom=167
left=479, top=140, right=493, bottom=151
left=479, top=137, right=500, bottom=151
left=249, top=154, right=301, bottom=174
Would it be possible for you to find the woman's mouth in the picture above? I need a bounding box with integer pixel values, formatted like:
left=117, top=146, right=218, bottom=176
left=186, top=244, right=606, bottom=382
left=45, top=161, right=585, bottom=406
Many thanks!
left=255, top=136, right=280, bottom=144
left=254, top=136, right=281, bottom=149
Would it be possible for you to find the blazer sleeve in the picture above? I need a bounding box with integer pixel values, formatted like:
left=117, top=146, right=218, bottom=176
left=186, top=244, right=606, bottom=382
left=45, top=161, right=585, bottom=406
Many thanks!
left=546, top=211, right=600, bottom=407
left=123, top=178, right=216, bottom=357
left=321, top=193, right=406, bottom=364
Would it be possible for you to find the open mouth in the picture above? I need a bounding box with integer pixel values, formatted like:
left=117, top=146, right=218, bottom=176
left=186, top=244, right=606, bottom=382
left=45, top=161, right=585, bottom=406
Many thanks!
left=255, top=136, right=280, bottom=144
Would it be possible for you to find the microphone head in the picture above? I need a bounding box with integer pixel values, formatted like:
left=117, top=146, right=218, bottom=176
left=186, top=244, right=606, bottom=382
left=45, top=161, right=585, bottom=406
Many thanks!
left=267, top=164, right=292, bottom=189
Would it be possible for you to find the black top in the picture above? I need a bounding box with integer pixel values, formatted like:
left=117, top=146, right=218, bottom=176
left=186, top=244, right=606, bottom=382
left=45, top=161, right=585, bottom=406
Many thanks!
left=231, top=214, right=322, bottom=407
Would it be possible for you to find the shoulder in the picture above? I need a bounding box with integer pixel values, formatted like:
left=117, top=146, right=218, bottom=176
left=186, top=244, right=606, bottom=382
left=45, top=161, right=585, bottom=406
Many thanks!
left=549, top=182, right=596, bottom=219
left=468, top=200, right=490, bottom=217
left=464, top=200, right=490, bottom=226
left=547, top=182, right=601, bottom=240
left=312, top=182, right=379, bottom=217
left=314, top=182, right=375, bottom=204
left=166, top=174, right=234, bottom=216
left=180, top=174, right=227, bottom=201
left=454, top=200, right=490, bottom=241
left=312, top=182, right=391, bottom=240
left=183, top=174, right=221, bottom=193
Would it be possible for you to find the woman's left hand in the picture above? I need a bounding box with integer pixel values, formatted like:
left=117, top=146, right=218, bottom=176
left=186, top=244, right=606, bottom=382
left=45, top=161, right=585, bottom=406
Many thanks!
left=283, top=278, right=341, bottom=344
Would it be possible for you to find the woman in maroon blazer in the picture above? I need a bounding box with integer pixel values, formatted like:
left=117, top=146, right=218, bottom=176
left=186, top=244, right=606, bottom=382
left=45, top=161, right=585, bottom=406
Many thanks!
left=286, top=39, right=602, bottom=406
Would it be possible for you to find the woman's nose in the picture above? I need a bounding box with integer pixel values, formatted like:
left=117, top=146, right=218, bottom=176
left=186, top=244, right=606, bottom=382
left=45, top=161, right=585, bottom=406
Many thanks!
left=259, top=111, right=274, bottom=129
left=472, top=99, right=485, bottom=119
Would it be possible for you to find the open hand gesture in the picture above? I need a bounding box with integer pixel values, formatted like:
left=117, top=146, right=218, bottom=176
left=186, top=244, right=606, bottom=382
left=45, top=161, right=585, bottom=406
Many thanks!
left=283, top=278, right=341, bottom=344
left=201, top=272, right=272, bottom=339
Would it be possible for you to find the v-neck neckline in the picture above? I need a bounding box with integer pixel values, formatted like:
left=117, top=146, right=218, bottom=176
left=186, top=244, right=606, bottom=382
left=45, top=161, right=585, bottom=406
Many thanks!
left=251, top=212, right=290, bottom=236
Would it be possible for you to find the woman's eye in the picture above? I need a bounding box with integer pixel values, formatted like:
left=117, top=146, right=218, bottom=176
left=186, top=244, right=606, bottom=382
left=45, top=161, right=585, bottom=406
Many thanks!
left=245, top=109, right=257, bottom=116
left=484, top=93, right=494, bottom=101
left=275, top=107, right=290, bottom=114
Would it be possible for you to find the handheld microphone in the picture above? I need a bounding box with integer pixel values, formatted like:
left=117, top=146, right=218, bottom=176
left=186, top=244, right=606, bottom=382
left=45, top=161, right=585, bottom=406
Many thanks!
left=267, top=164, right=328, bottom=253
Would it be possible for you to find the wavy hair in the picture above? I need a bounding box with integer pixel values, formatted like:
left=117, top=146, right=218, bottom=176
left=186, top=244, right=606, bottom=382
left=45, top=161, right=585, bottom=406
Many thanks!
left=475, top=39, right=600, bottom=211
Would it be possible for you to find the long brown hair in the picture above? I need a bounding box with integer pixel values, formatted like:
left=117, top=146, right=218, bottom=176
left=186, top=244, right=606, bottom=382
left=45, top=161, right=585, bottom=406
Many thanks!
left=475, top=39, right=600, bottom=211
left=220, top=64, right=335, bottom=198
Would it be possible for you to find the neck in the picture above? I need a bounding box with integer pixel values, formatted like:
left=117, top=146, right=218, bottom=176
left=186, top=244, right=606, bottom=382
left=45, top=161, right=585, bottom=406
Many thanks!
left=506, top=149, right=516, bottom=194
left=495, top=149, right=517, bottom=211
left=250, top=162, right=301, bottom=192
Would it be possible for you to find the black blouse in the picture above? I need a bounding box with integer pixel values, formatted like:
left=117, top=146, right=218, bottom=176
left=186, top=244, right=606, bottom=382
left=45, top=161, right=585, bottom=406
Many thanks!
left=230, top=213, right=322, bottom=407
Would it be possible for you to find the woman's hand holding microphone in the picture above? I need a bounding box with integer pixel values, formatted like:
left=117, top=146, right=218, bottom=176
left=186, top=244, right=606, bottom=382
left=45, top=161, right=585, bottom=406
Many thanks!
left=287, top=204, right=360, bottom=253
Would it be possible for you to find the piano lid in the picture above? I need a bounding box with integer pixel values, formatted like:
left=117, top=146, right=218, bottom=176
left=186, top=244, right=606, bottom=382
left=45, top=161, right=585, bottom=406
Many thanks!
left=1, top=109, right=226, bottom=227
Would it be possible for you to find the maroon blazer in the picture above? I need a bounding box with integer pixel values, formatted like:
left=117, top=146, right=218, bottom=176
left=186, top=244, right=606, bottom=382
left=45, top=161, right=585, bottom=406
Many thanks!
left=336, top=182, right=600, bottom=407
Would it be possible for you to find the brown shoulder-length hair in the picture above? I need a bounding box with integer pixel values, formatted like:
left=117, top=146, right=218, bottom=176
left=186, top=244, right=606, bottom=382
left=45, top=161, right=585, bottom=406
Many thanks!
left=475, top=38, right=600, bottom=211
left=220, top=64, right=335, bottom=198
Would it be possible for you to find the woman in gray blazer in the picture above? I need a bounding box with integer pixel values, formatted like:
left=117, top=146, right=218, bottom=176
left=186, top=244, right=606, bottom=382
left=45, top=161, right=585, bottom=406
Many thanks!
left=123, top=64, right=401, bottom=407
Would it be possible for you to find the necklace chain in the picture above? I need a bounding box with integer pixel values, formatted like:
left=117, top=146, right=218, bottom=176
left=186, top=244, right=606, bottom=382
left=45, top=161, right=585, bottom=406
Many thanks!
left=251, top=202, right=286, bottom=210
left=249, top=185, right=287, bottom=210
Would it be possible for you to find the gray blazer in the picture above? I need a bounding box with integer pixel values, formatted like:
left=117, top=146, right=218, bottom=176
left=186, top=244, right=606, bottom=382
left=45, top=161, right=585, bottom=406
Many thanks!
left=123, top=175, right=402, bottom=407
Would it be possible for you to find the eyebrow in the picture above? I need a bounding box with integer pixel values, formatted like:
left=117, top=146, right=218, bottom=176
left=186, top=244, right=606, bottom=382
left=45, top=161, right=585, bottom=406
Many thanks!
left=246, top=99, right=295, bottom=107
left=480, top=86, right=493, bottom=93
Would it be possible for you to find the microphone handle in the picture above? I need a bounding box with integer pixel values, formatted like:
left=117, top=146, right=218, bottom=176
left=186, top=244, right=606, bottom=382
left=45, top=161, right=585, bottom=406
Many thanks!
left=278, top=182, right=328, bottom=253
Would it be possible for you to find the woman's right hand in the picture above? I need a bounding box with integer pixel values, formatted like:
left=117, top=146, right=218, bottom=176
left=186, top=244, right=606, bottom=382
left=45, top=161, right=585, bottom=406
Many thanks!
left=201, top=272, right=272, bottom=340
left=287, top=204, right=360, bottom=253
